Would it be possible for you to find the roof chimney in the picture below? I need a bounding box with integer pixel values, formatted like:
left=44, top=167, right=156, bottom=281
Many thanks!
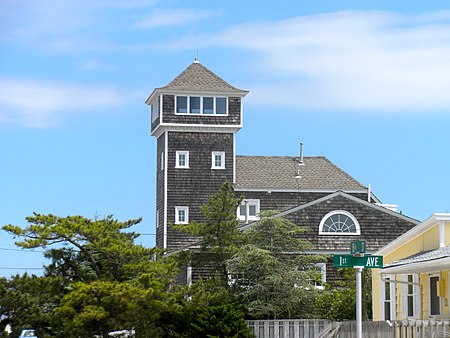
left=299, top=142, right=304, bottom=164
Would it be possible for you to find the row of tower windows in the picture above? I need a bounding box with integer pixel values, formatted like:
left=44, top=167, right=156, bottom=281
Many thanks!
left=151, top=95, right=229, bottom=122
left=160, top=151, right=226, bottom=170
left=176, top=96, right=228, bottom=115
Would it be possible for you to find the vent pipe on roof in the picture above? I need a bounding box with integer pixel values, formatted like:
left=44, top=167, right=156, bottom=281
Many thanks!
left=299, top=142, right=304, bottom=164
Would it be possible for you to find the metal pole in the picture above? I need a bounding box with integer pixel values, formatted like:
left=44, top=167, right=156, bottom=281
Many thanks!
left=355, top=266, right=363, bottom=338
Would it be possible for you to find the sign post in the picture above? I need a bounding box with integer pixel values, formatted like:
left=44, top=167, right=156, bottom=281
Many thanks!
left=333, top=241, right=383, bottom=338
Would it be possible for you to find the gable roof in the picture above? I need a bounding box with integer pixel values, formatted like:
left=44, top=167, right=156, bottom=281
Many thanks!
left=235, top=155, right=367, bottom=192
left=146, top=61, right=248, bottom=104
left=239, top=191, right=419, bottom=231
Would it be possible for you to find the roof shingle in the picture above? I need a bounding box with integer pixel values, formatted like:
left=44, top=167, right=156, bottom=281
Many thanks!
left=235, top=156, right=366, bottom=191
left=159, top=61, right=247, bottom=94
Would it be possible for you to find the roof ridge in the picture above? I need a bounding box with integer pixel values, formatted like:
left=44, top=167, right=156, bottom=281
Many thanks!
left=159, top=61, right=247, bottom=94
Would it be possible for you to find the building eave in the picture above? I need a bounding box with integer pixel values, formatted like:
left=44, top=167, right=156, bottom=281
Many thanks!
left=151, top=123, right=242, bottom=138
left=376, top=213, right=450, bottom=256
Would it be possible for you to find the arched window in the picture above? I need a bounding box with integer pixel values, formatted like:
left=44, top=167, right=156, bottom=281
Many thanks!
left=319, top=210, right=360, bottom=235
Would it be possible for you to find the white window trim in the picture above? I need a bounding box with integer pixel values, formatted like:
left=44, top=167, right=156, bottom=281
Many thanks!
left=175, top=206, right=189, bottom=224
left=156, top=209, right=159, bottom=228
left=429, top=273, right=441, bottom=317
left=401, top=274, right=420, bottom=319
left=160, top=151, right=164, bottom=171
left=175, top=95, right=228, bottom=116
left=380, top=274, right=396, bottom=321
left=151, top=95, right=160, bottom=122
left=175, top=151, right=189, bottom=169
left=319, top=210, right=360, bottom=235
left=238, top=199, right=260, bottom=222
left=212, top=151, right=225, bottom=169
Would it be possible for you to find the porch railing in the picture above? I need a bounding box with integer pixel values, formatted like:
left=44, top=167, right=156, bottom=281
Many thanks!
left=390, top=319, right=450, bottom=338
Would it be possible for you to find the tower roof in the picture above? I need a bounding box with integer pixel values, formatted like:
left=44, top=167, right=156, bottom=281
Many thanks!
left=146, top=60, right=248, bottom=104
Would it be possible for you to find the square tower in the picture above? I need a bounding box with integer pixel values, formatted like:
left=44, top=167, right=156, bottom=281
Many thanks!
left=146, top=60, right=248, bottom=252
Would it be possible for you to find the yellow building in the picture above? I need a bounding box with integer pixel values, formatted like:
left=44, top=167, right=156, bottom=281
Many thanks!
left=372, top=213, right=450, bottom=321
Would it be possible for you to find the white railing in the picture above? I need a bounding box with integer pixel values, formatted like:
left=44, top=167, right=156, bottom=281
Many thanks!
left=390, top=319, right=450, bottom=338
left=247, top=319, right=329, bottom=338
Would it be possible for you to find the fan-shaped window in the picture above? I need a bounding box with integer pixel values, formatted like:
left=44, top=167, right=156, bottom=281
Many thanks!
left=319, top=210, right=360, bottom=235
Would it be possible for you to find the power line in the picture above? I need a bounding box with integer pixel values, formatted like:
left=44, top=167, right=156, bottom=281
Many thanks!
left=0, top=267, right=44, bottom=270
left=0, top=247, right=45, bottom=253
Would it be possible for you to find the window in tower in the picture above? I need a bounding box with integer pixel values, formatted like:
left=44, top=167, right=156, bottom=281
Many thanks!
left=212, top=152, right=225, bottom=169
left=189, top=96, right=201, bottom=114
left=176, top=151, right=189, bottom=169
left=175, top=95, right=228, bottom=115
left=175, top=207, right=189, bottom=224
left=216, top=97, right=227, bottom=115
left=203, top=97, right=214, bottom=114
left=176, top=96, right=188, bottom=113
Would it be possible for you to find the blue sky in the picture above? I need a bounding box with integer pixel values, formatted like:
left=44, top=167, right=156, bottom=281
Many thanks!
left=2, top=0, right=450, bottom=276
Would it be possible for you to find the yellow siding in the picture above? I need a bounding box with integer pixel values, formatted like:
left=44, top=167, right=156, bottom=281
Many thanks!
left=445, top=222, right=450, bottom=245
left=372, top=269, right=381, bottom=320
left=422, top=273, right=429, bottom=319
left=423, top=227, right=439, bottom=250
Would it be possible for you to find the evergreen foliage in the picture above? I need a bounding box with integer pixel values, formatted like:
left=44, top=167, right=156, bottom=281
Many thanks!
left=227, top=213, right=326, bottom=319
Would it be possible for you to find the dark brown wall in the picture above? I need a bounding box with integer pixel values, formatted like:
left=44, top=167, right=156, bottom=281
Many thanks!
left=165, top=131, right=234, bottom=251
left=283, top=194, right=417, bottom=252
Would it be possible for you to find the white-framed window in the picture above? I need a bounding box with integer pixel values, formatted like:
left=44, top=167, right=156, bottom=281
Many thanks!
left=319, top=210, right=360, bottom=235
left=310, top=263, right=326, bottom=290
left=402, top=274, right=420, bottom=319
left=381, top=275, right=396, bottom=321
left=175, top=207, right=189, bottom=224
left=151, top=96, right=160, bottom=122
left=429, top=274, right=441, bottom=316
left=175, top=95, right=228, bottom=115
left=212, top=151, right=225, bottom=169
left=156, top=209, right=159, bottom=228
left=176, top=151, right=189, bottom=168
left=160, top=151, right=164, bottom=171
left=238, top=199, right=260, bottom=222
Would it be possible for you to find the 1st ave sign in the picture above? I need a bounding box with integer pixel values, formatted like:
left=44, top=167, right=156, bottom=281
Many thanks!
left=333, top=254, right=383, bottom=268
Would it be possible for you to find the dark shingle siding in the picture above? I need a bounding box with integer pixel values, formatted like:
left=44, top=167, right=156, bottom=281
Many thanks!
left=282, top=194, right=417, bottom=252
left=156, top=134, right=165, bottom=249
left=165, top=131, right=234, bottom=252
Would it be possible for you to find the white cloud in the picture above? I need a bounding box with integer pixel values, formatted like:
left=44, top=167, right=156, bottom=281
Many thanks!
left=133, top=8, right=217, bottom=29
left=0, top=79, right=131, bottom=128
left=165, top=10, right=450, bottom=113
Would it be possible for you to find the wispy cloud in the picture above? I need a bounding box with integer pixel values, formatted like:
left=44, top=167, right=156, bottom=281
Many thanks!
left=0, top=79, right=131, bottom=128
left=164, top=10, right=450, bottom=113
left=133, top=8, right=217, bottom=29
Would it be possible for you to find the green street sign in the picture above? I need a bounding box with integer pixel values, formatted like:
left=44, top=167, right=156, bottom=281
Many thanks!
left=350, top=240, right=367, bottom=254
left=333, top=254, right=383, bottom=268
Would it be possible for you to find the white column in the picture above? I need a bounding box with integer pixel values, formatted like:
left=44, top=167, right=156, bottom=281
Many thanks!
left=440, top=221, right=445, bottom=248
left=355, top=266, right=363, bottom=338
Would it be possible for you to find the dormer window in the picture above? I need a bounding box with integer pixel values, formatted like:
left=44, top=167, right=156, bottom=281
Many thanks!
left=176, top=96, right=228, bottom=115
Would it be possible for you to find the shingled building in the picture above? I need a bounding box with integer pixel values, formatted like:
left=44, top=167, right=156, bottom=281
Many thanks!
left=146, top=60, right=418, bottom=284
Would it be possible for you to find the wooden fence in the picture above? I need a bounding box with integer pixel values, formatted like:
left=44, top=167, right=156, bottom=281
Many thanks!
left=247, top=319, right=450, bottom=338
left=247, top=319, right=329, bottom=338
left=390, top=319, right=450, bottom=338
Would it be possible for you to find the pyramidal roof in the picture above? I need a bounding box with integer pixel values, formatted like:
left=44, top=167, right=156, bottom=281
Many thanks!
left=160, top=60, right=248, bottom=94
